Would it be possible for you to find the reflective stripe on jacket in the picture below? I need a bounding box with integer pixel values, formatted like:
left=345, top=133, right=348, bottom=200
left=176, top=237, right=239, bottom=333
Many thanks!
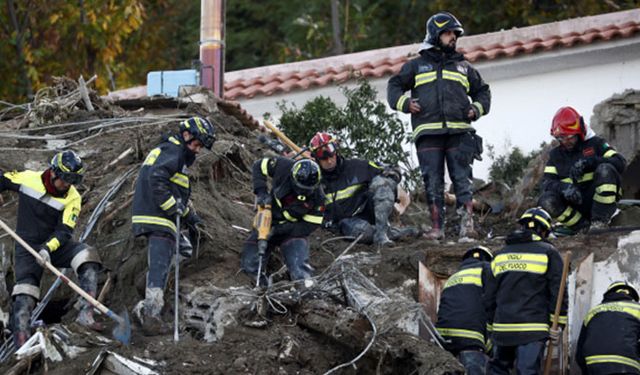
left=132, top=136, right=191, bottom=236
left=0, top=170, right=81, bottom=251
left=387, top=48, right=491, bottom=140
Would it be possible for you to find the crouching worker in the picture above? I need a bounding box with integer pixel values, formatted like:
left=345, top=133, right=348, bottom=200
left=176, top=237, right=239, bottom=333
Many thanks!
left=308, top=132, right=419, bottom=247
left=241, top=157, right=324, bottom=287
left=131, top=117, right=215, bottom=335
left=540, top=106, right=626, bottom=235
left=436, top=246, right=493, bottom=375
left=576, top=281, right=640, bottom=375
left=0, top=151, right=102, bottom=347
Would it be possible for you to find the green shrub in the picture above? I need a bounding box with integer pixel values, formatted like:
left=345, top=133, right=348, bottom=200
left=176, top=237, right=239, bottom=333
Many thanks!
left=275, top=78, right=420, bottom=188
left=487, top=143, right=544, bottom=186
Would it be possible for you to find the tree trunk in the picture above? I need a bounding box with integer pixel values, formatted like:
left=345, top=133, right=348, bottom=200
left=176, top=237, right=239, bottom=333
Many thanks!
left=6, top=0, right=33, bottom=99
left=330, top=0, right=344, bottom=55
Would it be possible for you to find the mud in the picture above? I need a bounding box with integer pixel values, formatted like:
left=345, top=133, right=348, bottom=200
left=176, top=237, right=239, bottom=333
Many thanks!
left=0, top=82, right=633, bottom=374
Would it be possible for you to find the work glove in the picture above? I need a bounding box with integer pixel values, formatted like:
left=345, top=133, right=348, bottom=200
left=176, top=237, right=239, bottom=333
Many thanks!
left=467, top=104, right=481, bottom=121
left=382, top=166, right=402, bottom=184
left=168, top=200, right=186, bottom=217
left=561, top=183, right=582, bottom=206
left=37, top=248, right=51, bottom=266
left=256, top=191, right=272, bottom=207
left=570, top=157, right=600, bottom=182
left=548, top=327, right=562, bottom=345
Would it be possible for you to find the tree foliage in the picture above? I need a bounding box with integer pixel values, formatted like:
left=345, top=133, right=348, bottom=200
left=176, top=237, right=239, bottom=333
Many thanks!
left=277, top=78, right=420, bottom=187
left=2, top=0, right=639, bottom=102
left=487, top=143, right=545, bottom=186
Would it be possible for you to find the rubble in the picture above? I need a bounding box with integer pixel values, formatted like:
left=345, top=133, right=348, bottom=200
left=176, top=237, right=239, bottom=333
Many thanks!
left=0, top=79, right=637, bottom=374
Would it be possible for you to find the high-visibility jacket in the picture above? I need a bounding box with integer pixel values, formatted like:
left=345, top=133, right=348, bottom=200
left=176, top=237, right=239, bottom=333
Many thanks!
left=0, top=169, right=81, bottom=251
left=436, top=257, right=493, bottom=353
left=387, top=48, right=491, bottom=141
left=132, top=135, right=192, bottom=236
left=485, top=230, right=568, bottom=346
left=576, top=294, right=640, bottom=374
left=253, top=157, right=324, bottom=238
left=542, top=136, right=625, bottom=195
left=321, top=156, right=382, bottom=225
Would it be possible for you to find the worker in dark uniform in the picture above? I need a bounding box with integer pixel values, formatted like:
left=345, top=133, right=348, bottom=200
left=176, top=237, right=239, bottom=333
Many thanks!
left=1, top=151, right=102, bottom=347
left=308, top=132, right=419, bottom=246
left=241, top=157, right=324, bottom=287
left=485, top=207, right=568, bottom=375
left=540, top=106, right=626, bottom=235
left=436, top=245, right=494, bottom=374
left=576, top=281, right=640, bottom=375
left=387, top=11, right=491, bottom=241
left=131, top=116, right=215, bottom=335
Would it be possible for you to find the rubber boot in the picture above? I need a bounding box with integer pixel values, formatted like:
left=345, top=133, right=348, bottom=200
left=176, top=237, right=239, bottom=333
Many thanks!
left=423, top=204, right=444, bottom=241
left=76, top=262, right=104, bottom=331
left=458, top=201, right=478, bottom=241
left=138, top=287, right=171, bottom=336
left=11, top=294, right=36, bottom=348
left=371, top=176, right=395, bottom=247
left=388, top=226, right=422, bottom=241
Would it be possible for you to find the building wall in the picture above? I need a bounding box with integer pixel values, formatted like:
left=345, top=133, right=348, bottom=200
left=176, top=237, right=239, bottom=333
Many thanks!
left=237, top=39, right=640, bottom=181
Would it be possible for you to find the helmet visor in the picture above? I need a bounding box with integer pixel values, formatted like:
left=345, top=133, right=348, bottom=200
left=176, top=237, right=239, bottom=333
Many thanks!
left=58, top=171, right=83, bottom=185
left=311, top=143, right=336, bottom=160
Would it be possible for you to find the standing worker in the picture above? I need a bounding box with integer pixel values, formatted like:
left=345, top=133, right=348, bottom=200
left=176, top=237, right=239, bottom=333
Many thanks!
left=436, top=245, right=494, bottom=374
left=308, top=132, right=419, bottom=247
left=131, top=116, right=215, bottom=335
left=485, top=207, right=568, bottom=374
left=539, top=106, right=626, bottom=235
left=576, top=281, right=640, bottom=375
left=1, top=151, right=102, bottom=347
left=241, top=157, right=324, bottom=287
left=387, top=11, right=491, bottom=241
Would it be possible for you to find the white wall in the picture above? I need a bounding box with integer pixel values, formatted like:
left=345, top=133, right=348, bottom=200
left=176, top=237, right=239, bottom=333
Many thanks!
left=238, top=40, right=640, bottom=181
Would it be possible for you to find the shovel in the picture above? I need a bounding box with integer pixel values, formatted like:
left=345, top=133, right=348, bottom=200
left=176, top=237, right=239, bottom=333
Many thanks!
left=0, top=218, right=131, bottom=345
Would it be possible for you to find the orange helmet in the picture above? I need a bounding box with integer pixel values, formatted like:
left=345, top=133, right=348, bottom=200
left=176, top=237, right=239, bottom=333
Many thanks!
left=550, top=106, right=586, bottom=140
left=309, top=132, right=338, bottom=160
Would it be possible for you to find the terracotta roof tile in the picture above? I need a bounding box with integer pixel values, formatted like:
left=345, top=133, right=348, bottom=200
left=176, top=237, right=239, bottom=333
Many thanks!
left=222, top=13, right=640, bottom=101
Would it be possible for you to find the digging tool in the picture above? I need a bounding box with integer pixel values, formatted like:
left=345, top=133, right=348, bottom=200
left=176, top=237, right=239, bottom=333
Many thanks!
left=543, top=251, right=571, bottom=375
left=253, top=204, right=272, bottom=287
left=263, top=120, right=303, bottom=154
left=174, top=202, right=182, bottom=342
left=0, top=218, right=131, bottom=345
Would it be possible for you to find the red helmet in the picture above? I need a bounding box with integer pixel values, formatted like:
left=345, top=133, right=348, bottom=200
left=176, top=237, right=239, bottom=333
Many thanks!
left=309, top=132, right=338, bottom=160
left=551, top=106, right=586, bottom=140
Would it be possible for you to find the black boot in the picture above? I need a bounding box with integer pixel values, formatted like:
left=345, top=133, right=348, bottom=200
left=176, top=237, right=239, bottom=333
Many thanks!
left=11, top=294, right=36, bottom=348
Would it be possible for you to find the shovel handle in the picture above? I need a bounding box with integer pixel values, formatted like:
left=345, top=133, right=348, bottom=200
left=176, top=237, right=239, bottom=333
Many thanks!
left=543, top=251, right=571, bottom=375
left=263, top=120, right=303, bottom=153
left=0, top=218, right=124, bottom=325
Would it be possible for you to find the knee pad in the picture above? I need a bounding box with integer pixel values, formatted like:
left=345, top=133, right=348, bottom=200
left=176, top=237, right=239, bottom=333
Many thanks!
left=594, top=162, right=618, bottom=180
left=11, top=284, right=40, bottom=300
left=71, top=244, right=102, bottom=274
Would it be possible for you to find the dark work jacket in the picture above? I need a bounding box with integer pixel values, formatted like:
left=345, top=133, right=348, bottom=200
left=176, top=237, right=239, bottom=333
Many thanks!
left=436, top=257, right=493, bottom=353
left=0, top=170, right=81, bottom=251
left=253, top=157, right=324, bottom=239
left=576, top=293, right=640, bottom=375
left=132, top=135, right=193, bottom=236
left=542, top=136, right=626, bottom=194
left=484, top=230, right=568, bottom=346
left=387, top=47, right=491, bottom=141
left=322, top=156, right=382, bottom=225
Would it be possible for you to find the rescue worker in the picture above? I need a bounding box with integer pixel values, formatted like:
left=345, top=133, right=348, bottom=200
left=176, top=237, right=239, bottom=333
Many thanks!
left=387, top=11, right=491, bottom=241
left=241, top=157, right=324, bottom=286
left=485, top=207, right=568, bottom=375
left=308, top=132, right=419, bottom=246
left=0, top=151, right=102, bottom=347
left=540, top=106, right=626, bottom=235
left=131, top=116, right=215, bottom=335
left=576, top=281, right=640, bottom=375
left=436, top=245, right=494, bottom=375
